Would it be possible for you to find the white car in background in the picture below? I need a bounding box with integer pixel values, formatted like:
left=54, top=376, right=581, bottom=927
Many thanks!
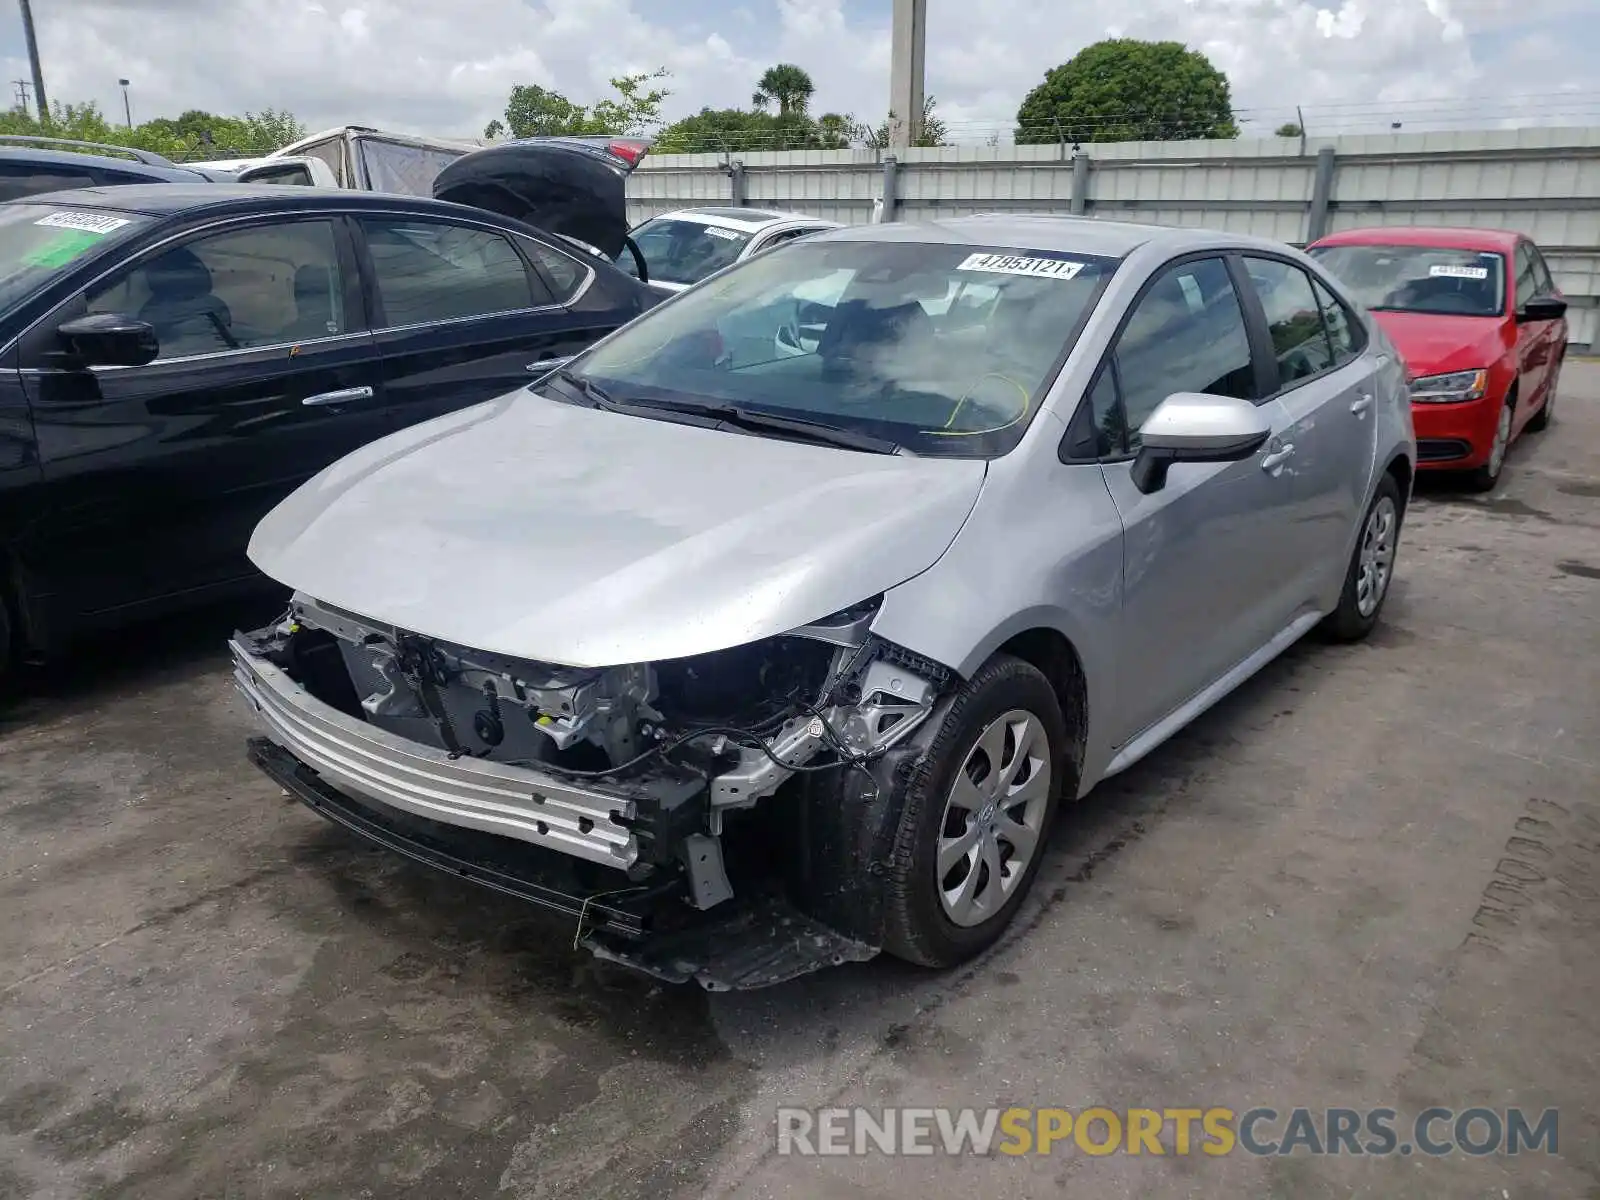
left=616, top=206, right=842, bottom=293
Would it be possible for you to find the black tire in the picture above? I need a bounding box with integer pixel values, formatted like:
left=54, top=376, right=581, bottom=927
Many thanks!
left=1465, top=394, right=1514, bottom=493
left=1526, top=361, right=1560, bottom=433
left=880, top=654, right=1073, bottom=968
left=1320, top=472, right=1404, bottom=643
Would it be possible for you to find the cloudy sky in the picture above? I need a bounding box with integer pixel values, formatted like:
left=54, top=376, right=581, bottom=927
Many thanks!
left=1, top=0, right=1594, bottom=143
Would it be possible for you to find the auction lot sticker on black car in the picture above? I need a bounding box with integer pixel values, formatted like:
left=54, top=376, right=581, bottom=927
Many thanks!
left=35, top=211, right=131, bottom=235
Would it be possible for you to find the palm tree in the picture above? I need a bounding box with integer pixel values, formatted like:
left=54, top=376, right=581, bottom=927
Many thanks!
left=752, top=64, right=816, bottom=118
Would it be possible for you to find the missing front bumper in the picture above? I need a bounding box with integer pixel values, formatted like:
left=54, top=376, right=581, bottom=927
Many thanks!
left=252, top=735, right=878, bottom=989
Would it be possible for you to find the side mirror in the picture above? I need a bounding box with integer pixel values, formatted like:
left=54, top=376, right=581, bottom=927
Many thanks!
left=56, top=312, right=159, bottom=368
left=1131, top=392, right=1272, bottom=495
left=1517, top=296, right=1567, bottom=324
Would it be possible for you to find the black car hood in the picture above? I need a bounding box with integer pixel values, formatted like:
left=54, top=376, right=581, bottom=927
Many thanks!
left=433, top=138, right=648, bottom=262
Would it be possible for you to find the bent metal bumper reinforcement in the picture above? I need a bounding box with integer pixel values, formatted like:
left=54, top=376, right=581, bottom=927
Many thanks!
left=231, top=638, right=642, bottom=869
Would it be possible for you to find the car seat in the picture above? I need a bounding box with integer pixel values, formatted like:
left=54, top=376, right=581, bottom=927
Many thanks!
left=138, top=247, right=234, bottom=355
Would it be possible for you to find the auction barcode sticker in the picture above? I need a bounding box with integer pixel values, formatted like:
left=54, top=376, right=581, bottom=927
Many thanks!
left=35, top=211, right=131, bottom=235
left=704, top=226, right=741, bottom=240
left=1428, top=264, right=1489, bottom=280
left=958, top=252, right=1085, bottom=280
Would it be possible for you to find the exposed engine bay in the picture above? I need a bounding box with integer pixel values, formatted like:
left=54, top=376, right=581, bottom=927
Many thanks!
left=235, top=592, right=951, bottom=927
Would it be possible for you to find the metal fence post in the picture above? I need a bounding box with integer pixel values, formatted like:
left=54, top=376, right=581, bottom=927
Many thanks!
left=728, top=159, right=746, bottom=207
left=1305, top=145, right=1337, bottom=244
left=1070, top=151, right=1091, bottom=216
left=881, top=155, right=899, bottom=224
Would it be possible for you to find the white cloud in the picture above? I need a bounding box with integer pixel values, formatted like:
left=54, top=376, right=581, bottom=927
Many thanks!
left=0, top=0, right=1589, bottom=143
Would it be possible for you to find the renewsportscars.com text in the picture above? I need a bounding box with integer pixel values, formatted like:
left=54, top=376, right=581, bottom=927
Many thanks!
left=775, top=1106, right=1559, bottom=1158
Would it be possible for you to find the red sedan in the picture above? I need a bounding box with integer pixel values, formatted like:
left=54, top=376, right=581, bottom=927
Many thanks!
left=1307, top=226, right=1568, bottom=491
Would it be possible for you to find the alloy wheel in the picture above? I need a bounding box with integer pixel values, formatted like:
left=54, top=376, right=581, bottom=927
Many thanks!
left=936, top=708, right=1052, bottom=928
left=1355, top=494, right=1398, bottom=618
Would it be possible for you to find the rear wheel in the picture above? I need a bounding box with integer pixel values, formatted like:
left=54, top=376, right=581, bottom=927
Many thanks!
left=880, top=655, right=1071, bottom=968
left=1466, top=396, right=1514, bottom=493
left=1321, top=472, right=1403, bottom=643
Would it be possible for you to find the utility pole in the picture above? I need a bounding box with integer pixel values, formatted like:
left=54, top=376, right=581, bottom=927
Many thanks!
left=11, top=79, right=30, bottom=114
left=119, top=78, right=131, bottom=129
left=887, top=0, right=926, bottom=150
left=17, top=0, right=48, bottom=124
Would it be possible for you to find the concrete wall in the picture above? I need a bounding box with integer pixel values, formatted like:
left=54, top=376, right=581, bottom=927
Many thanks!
left=627, top=127, right=1600, bottom=350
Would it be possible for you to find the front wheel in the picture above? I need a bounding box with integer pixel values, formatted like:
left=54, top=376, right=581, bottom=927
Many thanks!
left=880, top=655, right=1072, bottom=968
left=1466, top=397, right=1514, bottom=492
left=1321, top=473, right=1404, bottom=643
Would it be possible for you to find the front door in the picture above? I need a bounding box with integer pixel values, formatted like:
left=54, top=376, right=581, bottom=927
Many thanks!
left=355, top=216, right=612, bottom=433
left=1090, top=254, right=1303, bottom=745
left=1238, top=255, right=1378, bottom=598
left=16, top=215, right=385, bottom=624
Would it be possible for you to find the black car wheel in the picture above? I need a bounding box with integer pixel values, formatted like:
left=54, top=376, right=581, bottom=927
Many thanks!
left=880, top=655, right=1072, bottom=968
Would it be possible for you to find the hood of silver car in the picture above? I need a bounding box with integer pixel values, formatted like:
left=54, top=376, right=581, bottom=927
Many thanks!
left=248, top=392, right=987, bottom=667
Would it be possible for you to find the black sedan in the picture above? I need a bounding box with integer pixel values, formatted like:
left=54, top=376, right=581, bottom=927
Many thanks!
left=0, top=181, right=659, bottom=677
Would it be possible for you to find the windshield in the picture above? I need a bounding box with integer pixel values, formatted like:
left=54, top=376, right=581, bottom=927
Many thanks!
left=565, top=238, right=1120, bottom=458
left=618, top=217, right=756, bottom=285
left=1308, top=244, right=1506, bottom=317
left=0, top=203, right=151, bottom=313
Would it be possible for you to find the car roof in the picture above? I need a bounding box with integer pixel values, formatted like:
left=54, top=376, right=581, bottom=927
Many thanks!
left=1310, top=225, right=1524, bottom=254
left=1, top=182, right=510, bottom=221
left=0, top=147, right=204, bottom=183
left=653, top=206, right=839, bottom=232
left=815, top=214, right=1274, bottom=259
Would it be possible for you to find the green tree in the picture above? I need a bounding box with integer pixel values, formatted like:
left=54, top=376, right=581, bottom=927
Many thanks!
left=814, top=112, right=855, bottom=149
left=864, top=94, right=949, bottom=148
left=1275, top=121, right=1304, bottom=137
left=488, top=70, right=671, bottom=139
left=1014, top=39, right=1238, bottom=144
left=752, top=63, right=816, bottom=117
left=590, top=69, right=672, bottom=136
left=654, top=106, right=831, bottom=153
left=0, top=100, right=303, bottom=158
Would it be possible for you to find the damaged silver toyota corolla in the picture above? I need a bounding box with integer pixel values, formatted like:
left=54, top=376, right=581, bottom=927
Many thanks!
left=233, top=216, right=1415, bottom=989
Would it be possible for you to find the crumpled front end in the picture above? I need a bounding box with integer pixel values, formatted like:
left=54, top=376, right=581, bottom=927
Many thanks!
left=233, top=592, right=953, bottom=988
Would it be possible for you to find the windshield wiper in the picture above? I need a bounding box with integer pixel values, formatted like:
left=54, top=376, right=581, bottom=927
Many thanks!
left=548, top=367, right=617, bottom=410
left=618, top=396, right=906, bottom=455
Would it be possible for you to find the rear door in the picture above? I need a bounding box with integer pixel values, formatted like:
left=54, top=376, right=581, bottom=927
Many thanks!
left=1090, top=254, right=1303, bottom=743
left=354, top=214, right=619, bottom=432
left=16, top=213, right=385, bottom=621
left=1237, top=254, right=1378, bottom=601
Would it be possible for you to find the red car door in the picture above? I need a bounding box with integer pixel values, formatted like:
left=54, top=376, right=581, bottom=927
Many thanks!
left=1511, top=240, right=1560, bottom=421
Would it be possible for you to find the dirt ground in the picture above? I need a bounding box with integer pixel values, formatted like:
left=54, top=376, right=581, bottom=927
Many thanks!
left=3, top=363, right=1598, bottom=1200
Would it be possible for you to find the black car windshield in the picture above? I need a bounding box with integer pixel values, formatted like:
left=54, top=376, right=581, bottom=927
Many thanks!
left=0, top=202, right=152, bottom=312
left=570, top=238, right=1120, bottom=458
left=617, top=217, right=756, bottom=285
left=1308, top=244, right=1506, bottom=317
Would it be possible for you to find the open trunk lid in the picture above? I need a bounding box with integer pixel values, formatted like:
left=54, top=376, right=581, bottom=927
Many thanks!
left=432, top=136, right=651, bottom=262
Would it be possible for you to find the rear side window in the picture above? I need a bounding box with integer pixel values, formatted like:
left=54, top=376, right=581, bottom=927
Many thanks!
left=520, top=238, right=585, bottom=303
left=1243, top=256, right=1336, bottom=387
left=1109, top=255, right=1257, bottom=450
left=0, top=164, right=98, bottom=201
left=360, top=219, right=548, bottom=326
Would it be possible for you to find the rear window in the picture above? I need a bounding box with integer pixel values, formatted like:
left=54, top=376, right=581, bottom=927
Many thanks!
left=1307, top=243, right=1506, bottom=318
left=0, top=203, right=151, bottom=312
left=619, top=217, right=755, bottom=286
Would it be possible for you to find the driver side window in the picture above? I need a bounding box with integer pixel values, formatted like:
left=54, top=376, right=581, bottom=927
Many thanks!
left=87, top=219, right=346, bottom=361
left=1091, top=256, right=1257, bottom=454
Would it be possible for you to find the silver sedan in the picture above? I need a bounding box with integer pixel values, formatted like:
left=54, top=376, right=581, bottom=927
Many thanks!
left=235, top=215, right=1415, bottom=987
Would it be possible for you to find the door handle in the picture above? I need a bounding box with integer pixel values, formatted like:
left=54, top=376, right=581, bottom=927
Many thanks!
left=1350, top=394, right=1374, bottom=416
left=1260, top=444, right=1295, bottom=472
left=303, top=385, right=374, bottom=407
left=526, top=356, right=573, bottom=375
